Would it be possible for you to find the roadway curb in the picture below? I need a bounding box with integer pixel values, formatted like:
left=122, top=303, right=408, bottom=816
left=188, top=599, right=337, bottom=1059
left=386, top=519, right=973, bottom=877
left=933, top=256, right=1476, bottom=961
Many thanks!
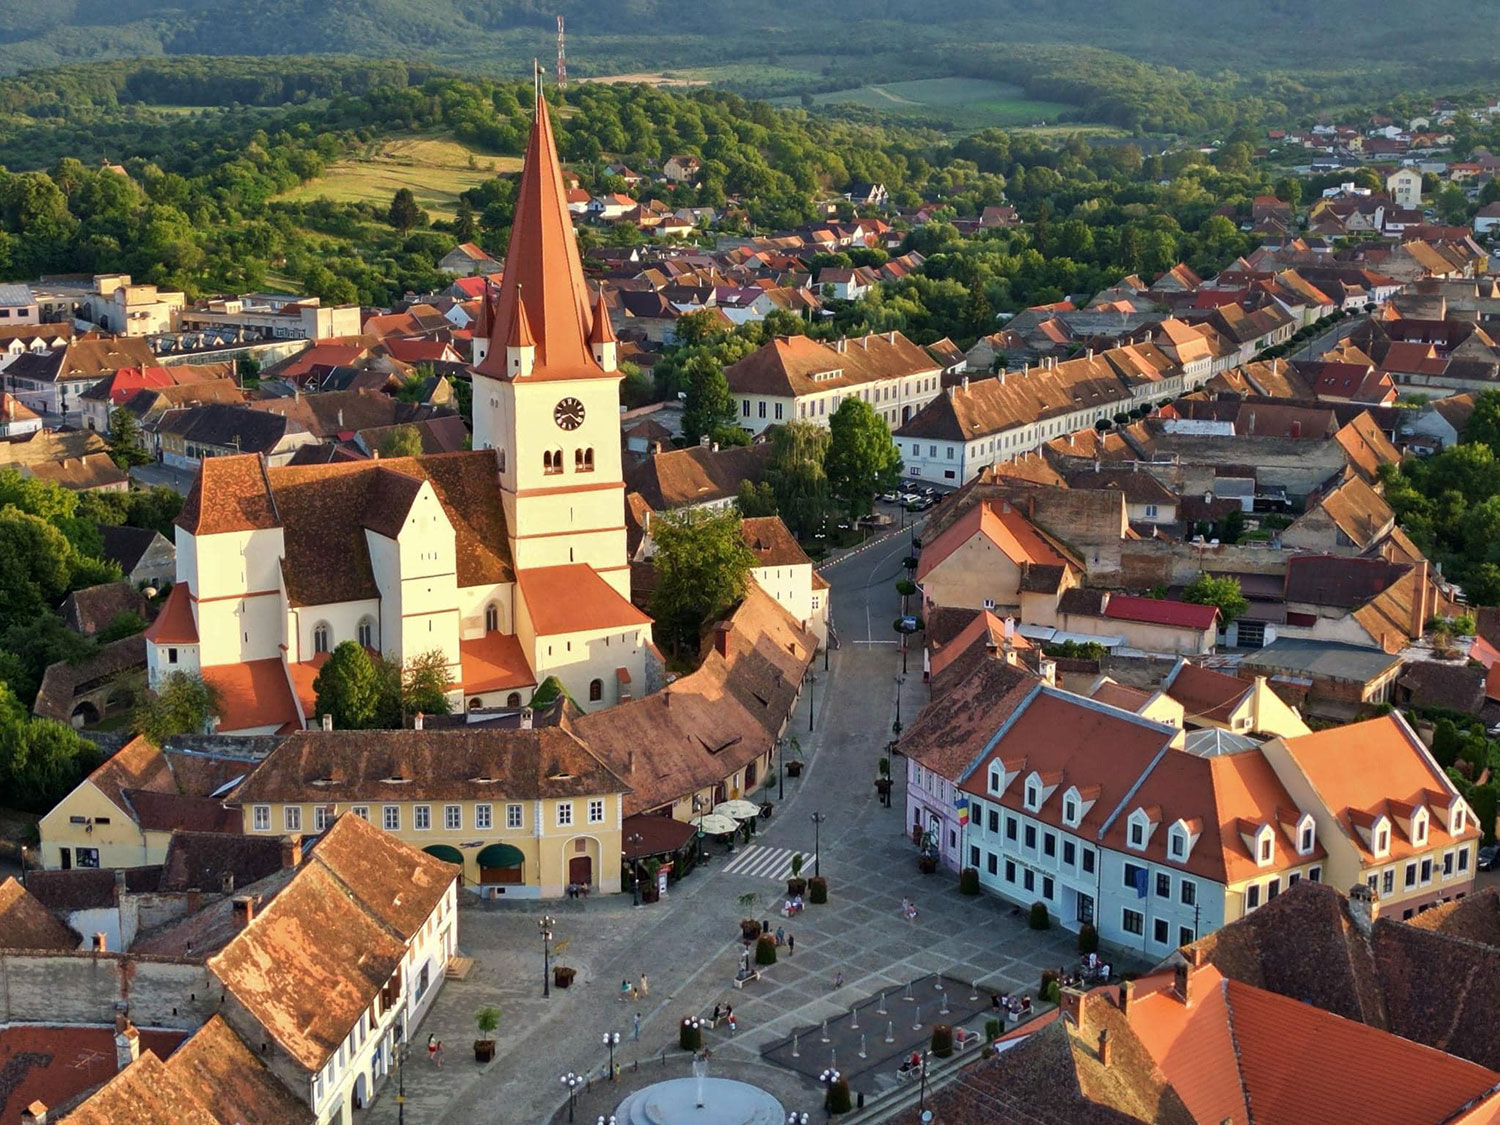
left=817, top=523, right=923, bottom=572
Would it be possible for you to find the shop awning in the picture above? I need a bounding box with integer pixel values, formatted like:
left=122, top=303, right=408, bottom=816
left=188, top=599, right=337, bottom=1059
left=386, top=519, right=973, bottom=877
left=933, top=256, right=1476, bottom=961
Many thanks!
left=423, top=845, right=465, bottom=865
left=622, top=814, right=696, bottom=860
left=475, top=843, right=525, bottom=868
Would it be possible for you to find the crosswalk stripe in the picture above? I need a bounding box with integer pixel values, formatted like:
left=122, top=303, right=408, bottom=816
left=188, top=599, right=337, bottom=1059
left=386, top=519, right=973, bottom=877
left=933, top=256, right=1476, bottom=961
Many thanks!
left=721, top=845, right=817, bottom=880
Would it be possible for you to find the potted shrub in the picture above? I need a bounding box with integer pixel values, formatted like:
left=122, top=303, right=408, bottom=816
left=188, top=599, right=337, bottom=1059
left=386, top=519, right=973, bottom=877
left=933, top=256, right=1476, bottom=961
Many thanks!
left=1077, top=923, right=1099, bottom=955
left=1042, top=977, right=1061, bottom=1004
left=642, top=858, right=662, bottom=903
left=553, top=965, right=576, bottom=989
left=474, top=1006, right=500, bottom=1063
left=787, top=853, right=807, bottom=897
left=931, top=1023, right=954, bottom=1058
left=785, top=759, right=804, bottom=778
left=959, top=867, right=980, bottom=895
left=1041, top=968, right=1060, bottom=997
left=808, top=875, right=828, bottom=904
left=755, top=934, right=778, bottom=965
left=783, top=736, right=804, bottom=777
left=984, top=1018, right=1002, bottom=1043
left=826, top=1076, right=853, bottom=1115
left=680, top=1017, right=703, bottom=1052
left=1028, top=901, right=1050, bottom=930
left=739, top=917, right=763, bottom=942
left=918, top=853, right=938, bottom=875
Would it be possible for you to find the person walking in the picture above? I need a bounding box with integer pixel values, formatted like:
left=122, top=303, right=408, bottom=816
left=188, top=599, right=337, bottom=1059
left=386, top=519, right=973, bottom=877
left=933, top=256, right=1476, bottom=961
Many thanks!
left=620, top=979, right=631, bottom=1002
left=427, top=1034, right=439, bottom=1065
left=633, top=1012, right=641, bottom=1041
left=788, top=932, right=795, bottom=956
left=638, top=972, right=650, bottom=998
left=726, top=1004, right=737, bottom=1035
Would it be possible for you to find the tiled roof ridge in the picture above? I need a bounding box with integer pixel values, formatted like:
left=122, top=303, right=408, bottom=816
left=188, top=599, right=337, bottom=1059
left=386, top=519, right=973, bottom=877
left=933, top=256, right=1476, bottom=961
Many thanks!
left=1216, top=976, right=1255, bottom=1122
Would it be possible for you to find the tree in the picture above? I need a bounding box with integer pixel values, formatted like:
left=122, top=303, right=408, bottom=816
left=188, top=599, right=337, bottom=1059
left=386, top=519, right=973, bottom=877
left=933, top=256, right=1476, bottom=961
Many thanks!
left=0, top=683, right=102, bottom=812
left=312, top=641, right=388, bottom=729
left=649, top=507, right=755, bottom=655
left=400, top=649, right=453, bottom=718
left=1462, top=389, right=1500, bottom=449
left=388, top=187, right=424, bottom=233
left=379, top=424, right=425, bottom=459
left=1273, top=177, right=1303, bottom=207
left=106, top=407, right=151, bottom=468
left=765, top=421, right=832, bottom=539
left=825, top=398, right=902, bottom=518
left=1182, top=572, right=1248, bottom=626
left=680, top=354, right=740, bottom=446
left=453, top=198, right=477, bottom=242
left=736, top=480, right=778, bottom=518
left=134, top=671, right=223, bottom=743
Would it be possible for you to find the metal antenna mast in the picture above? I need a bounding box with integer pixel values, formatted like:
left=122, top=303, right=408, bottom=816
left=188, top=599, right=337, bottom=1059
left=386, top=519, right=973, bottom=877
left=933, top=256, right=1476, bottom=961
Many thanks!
left=556, top=15, right=567, bottom=89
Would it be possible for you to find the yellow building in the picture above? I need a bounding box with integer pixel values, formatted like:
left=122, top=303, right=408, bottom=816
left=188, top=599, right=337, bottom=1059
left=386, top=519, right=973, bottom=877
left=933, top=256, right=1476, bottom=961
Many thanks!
left=38, top=735, right=260, bottom=871
left=227, top=720, right=629, bottom=898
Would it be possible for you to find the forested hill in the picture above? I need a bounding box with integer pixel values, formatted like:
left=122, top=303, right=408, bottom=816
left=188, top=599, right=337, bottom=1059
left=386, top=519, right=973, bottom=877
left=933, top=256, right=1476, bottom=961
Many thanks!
left=3, top=0, right=1500, bottom=104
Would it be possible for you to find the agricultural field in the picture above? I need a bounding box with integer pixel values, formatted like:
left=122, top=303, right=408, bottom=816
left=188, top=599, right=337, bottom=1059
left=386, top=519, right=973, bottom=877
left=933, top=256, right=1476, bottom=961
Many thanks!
left=776, top=76, right=1081, bottom=132
left=277, top=134, right=520, bottom=218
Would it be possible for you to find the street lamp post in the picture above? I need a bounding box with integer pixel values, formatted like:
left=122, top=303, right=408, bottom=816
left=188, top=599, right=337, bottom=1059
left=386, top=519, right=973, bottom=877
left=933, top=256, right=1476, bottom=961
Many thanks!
left=777, top=738, right=785, bottom=800
left=598, top=1117, right=618, bottom=1125
left=810, top=812, right=825, bottom=877
left=820, top=1067, right=841, bottom=1120
left=625, top=833, right=644, bottom=907
left=918, top=1049, right=932, bottom=1112
left=602, top=1031, right=620, bottom=1081
left=894, top=674, right=905, bottom=735
left=540, top=915, right=556, bottom=998
left=806, top=672, right=817, bottom=732
left=394, top=1026, right=409, bottom=1125
left=560, top=1072, right=581, bottom=1123
left=692, top=795, right=707, bottom=863
left=789, top=1114, right=810, bottom=1125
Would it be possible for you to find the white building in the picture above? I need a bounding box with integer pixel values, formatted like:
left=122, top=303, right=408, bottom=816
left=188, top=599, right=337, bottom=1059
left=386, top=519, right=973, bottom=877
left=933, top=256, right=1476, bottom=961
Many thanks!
left=1386, top=167, right=1423, bottom=210
left=724, top=330, right=942, bottom=436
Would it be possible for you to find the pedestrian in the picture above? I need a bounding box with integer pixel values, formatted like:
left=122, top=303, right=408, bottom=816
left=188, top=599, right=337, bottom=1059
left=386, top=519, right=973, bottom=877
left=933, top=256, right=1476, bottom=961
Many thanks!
left=633, top=1012, right=641, bottom=1040
left=639, top=972, right=650, bottom=998
left=620, top=979, right=631, bottom=1002
left=712, top=1002, right=722, bottom=1024
left=427, top=1034, right=439, bottom=1065
left=435, top=1040, right=444, bottom=1068
left=727, top=1008, right=737, bottom=1035
left=775, top=925, right=785, bottom=946
left=788, top=932, right=795, bottom=955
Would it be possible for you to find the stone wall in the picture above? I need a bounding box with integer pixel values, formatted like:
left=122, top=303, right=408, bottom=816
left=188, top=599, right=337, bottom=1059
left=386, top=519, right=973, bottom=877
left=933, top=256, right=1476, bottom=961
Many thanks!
left=0, top=951, right=218, bottom=1031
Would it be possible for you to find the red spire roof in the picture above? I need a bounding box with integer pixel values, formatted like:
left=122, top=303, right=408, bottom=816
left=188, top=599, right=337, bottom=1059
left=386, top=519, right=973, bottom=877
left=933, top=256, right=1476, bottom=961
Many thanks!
left=507, top=288, right=536, bottom=348
left=477, top=87, right=602, bottom=381
left=588, top=286, right=616, bottom=345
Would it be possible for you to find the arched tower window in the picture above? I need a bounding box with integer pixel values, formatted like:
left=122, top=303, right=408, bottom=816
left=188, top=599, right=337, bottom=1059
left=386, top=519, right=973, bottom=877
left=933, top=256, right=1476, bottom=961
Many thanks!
left=506, top=692, right=522, bottom=707
left=588, top=678, right=604, bottom=702
left=356, top=617, right=375, bottom=649
left=313, top=622, right=332, bottom=655
left=485, top=603, right=500, bottom=632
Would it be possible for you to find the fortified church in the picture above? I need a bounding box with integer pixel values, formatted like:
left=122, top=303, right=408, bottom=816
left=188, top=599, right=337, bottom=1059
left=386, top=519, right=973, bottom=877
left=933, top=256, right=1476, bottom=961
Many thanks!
left=145, top=88, right=655, bottom=733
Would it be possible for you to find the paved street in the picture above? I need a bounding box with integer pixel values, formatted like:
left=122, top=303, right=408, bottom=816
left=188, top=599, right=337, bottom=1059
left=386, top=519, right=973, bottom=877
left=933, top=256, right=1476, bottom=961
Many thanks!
left=360, top=524, right=1093, bottom=1124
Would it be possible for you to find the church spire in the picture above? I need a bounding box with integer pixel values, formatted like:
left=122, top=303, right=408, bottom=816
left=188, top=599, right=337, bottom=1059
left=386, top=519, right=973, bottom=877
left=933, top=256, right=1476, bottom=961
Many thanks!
left=476, top=64, right=598, bottom=380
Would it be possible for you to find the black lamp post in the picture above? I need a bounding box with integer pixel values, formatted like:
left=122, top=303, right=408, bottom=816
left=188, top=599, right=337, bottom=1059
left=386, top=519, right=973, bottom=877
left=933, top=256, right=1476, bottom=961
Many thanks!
left=394, top=1024, right=409, bottom=1125
left=806, top=672, right=817, bottom=732
left=810, top=812, right=825, bottom=877
left=894, top=674, right=905, bottom=734
left=625, top=832, right=644, bottom=907
left=560, top=1072, right=580, bottom=1123
left=918, top=1049, right=932, bottom=1112
left=692, top=795, right=707, bottom=863
left=540, top=915, right=556, bottom=998
left=820, top=1067, right=841, bottom=1120
left=788, top=1114, right=810, bottom=1125
left=603, top=1031, right=620, bottom=1081
left=777, top=738, right=785, bottom=800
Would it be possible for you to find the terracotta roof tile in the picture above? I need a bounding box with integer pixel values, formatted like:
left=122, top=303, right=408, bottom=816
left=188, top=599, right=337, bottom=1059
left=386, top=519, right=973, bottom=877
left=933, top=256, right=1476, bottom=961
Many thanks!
left=459, top=631, right=537, bottom=694
left=0, top=876, right=77, bottom=950
left=13, top=1029, right=190, bottom=1125
left=517, top=564, right=651, bottom=636
left=624, top=442, right=773, bottom=510
left=740, top=516, right=811, bottom=567
left=143, top=582, right=197, bottom=644
left=161, top=1015, right=314, bottom=1125
left=202, top=658, right=302, bottom=733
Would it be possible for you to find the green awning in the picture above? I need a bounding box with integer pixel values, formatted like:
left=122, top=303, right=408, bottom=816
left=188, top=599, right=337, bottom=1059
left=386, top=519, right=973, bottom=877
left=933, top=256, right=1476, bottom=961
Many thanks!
left=475, top=843, right=525, bottom=868
left=423, top=845, right=465, bottom=865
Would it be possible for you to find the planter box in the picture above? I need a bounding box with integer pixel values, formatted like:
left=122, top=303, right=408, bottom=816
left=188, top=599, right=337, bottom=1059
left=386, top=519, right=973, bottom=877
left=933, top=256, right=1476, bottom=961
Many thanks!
left=553, top=967, right=576, bottom=989
left=474, top=1040, right=496, bottom=1063
left=785, top=761, right=804, bottom=777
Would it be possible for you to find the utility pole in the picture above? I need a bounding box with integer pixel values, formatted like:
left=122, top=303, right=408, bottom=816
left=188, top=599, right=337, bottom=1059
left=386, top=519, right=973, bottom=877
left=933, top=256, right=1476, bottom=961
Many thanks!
left=556, top=15, right=568, bottom=89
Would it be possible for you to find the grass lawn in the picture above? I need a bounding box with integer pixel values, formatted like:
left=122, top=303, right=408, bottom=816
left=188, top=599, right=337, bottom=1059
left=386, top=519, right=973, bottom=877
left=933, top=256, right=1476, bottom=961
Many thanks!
left=277, top=134, right=522, bottom=219
left=775, top=76, right=1079, bottom=132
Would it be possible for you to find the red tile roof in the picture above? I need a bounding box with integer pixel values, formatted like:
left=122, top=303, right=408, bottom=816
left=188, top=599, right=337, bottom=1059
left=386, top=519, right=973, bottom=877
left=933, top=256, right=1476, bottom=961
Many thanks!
left=1104, top=595, right=1218, bottom=630
left=459, top=631, right=537, bottom=694
left=517, top=564, right=652, bottom=636
left=202, top=658, right=302, bottom=733
left=0, top=1024, right=187, bottom=1124
left=143, top=583, right=197, bottom=644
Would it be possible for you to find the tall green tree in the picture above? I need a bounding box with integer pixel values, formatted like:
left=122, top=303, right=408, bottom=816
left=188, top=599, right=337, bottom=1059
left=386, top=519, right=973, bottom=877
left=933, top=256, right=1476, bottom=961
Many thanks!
left=388, top=187, right=424, bottom=233
left=379, top=424, right=425, bottom=459
left=825, top=398, right=902, bottom=518
left=680, top=354, right=743, bottom=446
left=452, top=198, right=477, bottom=242
left=0, top=682, right=102, bottom=812
left=313, top=641, right=388, bottom=729
left=1461, top=390, right=1500, bottom=449
left=765, top=421, right=832, bottom=539
left=134, top=671, right=223, bottom=743
left=107, top=406, right=151, bottom=468
left=736, top=480, right=778, bottom=518
left=1182, top=572, right=1248, bottom=626
left=399, top=649, right=454, bottom=719
left=649, top=508, right=756, bottom=655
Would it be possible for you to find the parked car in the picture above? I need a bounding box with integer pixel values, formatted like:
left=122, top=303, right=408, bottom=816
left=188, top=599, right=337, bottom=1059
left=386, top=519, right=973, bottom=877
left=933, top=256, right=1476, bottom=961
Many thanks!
left=1480, top=844, right=1500, bottom=871
left=880, top=491, right=900, bottom=503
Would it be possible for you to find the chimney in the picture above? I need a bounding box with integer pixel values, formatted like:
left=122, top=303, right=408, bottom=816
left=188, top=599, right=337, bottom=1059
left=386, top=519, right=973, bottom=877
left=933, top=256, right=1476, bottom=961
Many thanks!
left=414, top=711, right=424, bottom=731
left=649, top=440, right=663, bottom=454
left=232, top=895, right=255, bottom=930
left=20, top=1102, right=47, bottom=1125
left=946, top=385, right=956, bottom=400
left=887, top=330, right=896, bottom=344
left=519, top=707, right=533, bottom=729
left=114, top=1016, right=139, bottom=1069
left=1059, top=985, right=1085, bottom=1026
left=321, top=713, right=333, bottom=732
left=714, top=621, right=733, bottom=658
left=1086, top=348, right=1094, bottom=360
left=92, top=932, right=107, bottom=953
left=1120, top=979, right=1135, bottom=1014
left=961, top=376, right=970, bottom=392
left=186, top=889, right=202, bottom=914
left=1412, top=558, right=1429, bottom=639
left=337, top=408, right=344, bottom=428
left=1097, top=1028, right=1112, bottom=1067
left=699, top=435, right=711, bottom=448
left=1291, top=419, right=1301, bottom=438
left=1348, top=881, right=1380, bottom=936
left=220, top=871, right=234, bottom=894
left=113, top=868, right=126, bottom=902
left=281, top=834, right=302, bottom=870
left=1173, top=955, right=1205, bottom=1008
left=711, top=442, right=719, bottom=453
left=627, top=750, right=635, bottom=774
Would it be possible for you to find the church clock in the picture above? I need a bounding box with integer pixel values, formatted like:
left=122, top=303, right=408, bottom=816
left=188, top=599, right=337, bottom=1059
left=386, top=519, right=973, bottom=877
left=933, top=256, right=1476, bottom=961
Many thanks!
left=554, top=397, right=586, bottom=430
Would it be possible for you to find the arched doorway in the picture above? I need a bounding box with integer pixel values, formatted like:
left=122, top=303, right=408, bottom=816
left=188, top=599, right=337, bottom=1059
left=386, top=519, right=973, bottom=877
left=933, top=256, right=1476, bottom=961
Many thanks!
left=353, top=1072, right=368, bottom=1109
left=69, top=702, right=100, bottom=729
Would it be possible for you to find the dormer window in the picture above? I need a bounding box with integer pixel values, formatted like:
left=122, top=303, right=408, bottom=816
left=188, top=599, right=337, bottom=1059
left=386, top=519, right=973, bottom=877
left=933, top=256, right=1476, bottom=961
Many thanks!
left=1259, top=837, right=1272, bottom=863
left=1130, top=822, right=1144, bottom=848
left=1455, top=806, right=1466, bottom=834
left=1299, top=822, right=1315, bottom=855
left=1127, top=808, right=1157, bottom=851
left=1170, top=833, right=1184, bottom=859
left=1413, top=813, right=1427, bottom=846
left=988, top=765, right=1003, bottom=796
left=1025, top=783, right=1040, bottom=811
left=1064, top=797, right=1078, bottom=826
left=1376, top=827, right=1389, bottom=855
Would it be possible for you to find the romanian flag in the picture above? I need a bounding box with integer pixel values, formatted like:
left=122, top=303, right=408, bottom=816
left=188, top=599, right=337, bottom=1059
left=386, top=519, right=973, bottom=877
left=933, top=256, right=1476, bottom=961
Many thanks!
left=954, top=797, right=969, bottom=826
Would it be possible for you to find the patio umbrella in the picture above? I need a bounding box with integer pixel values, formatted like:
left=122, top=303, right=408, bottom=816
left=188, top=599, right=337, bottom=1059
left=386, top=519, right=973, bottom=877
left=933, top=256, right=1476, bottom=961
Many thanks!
left=695, top=812, right=740, bottom=835
left=713, top=799, right=762, bottom=820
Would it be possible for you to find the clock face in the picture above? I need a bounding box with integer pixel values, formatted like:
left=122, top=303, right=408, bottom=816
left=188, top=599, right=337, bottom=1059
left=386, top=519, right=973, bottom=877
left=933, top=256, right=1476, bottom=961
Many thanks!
left=554, top=397, right=586, bottom=430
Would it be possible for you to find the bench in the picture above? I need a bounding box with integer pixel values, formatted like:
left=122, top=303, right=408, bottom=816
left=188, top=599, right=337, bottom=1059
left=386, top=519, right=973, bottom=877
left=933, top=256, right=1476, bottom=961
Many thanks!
left=733, top=971, right=762, bottom=990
